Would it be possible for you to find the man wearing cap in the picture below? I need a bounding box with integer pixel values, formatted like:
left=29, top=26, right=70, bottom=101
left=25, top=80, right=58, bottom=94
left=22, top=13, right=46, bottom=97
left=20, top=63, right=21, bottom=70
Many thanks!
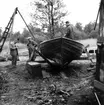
left=27, top=37, right=37, bottom=61
left=64, top=21, right=73, bottom=39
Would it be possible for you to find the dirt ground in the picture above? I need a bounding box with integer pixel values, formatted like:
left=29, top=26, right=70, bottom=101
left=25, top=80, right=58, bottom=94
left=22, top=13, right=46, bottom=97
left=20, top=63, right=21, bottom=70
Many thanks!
left=0, top=59, right=98, bottom=105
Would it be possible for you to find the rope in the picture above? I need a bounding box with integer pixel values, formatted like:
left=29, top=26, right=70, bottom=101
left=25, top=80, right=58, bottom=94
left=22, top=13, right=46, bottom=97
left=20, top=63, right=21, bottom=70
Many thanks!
left=94, top=92, right=101, bottom=105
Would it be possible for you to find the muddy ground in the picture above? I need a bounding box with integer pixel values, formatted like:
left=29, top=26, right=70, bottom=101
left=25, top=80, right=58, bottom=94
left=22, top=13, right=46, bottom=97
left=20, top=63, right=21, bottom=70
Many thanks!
left=0, top=59, right=99, bottom=105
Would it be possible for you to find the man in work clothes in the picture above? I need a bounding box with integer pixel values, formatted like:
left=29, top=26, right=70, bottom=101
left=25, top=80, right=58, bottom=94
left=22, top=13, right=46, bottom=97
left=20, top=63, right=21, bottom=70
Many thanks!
left=27, top=37, right=37, bottom=61
left=10, top=41, right=18, bottom=67
left=64, top=21, right=73, bottom=39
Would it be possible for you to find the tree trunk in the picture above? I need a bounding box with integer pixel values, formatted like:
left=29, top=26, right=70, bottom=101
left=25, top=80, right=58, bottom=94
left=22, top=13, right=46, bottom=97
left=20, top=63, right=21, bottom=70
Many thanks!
left=51, top=2, right=54, bottom=38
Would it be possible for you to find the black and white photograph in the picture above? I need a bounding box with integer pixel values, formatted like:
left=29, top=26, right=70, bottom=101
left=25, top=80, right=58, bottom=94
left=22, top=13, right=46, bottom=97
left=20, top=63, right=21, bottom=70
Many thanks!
left=0, top=0, right=103, bottom=105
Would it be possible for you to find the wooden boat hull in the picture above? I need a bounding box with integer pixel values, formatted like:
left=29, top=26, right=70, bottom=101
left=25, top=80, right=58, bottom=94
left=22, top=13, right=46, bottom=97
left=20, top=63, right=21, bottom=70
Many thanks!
left=39, top=37, right=84, bottom=65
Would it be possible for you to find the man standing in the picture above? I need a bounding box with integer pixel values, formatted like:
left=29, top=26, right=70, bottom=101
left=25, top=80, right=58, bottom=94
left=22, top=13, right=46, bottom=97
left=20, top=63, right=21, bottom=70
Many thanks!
left=27, top=37, right=37, bottom=61
left=64, top=21, right=73, bottom=39
left=10, top=41, right=18, bottom=67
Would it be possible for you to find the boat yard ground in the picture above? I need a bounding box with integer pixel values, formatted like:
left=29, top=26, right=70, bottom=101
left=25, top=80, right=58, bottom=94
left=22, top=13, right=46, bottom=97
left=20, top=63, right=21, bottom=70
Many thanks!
left=0, top=59, right=97, bottom=105
left=0, top=39, right=101, bottom=105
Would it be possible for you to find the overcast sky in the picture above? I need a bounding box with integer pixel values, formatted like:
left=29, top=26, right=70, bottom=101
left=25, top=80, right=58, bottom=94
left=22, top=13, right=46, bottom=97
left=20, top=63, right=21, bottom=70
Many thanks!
left=0, top=0, right=100, bottom=32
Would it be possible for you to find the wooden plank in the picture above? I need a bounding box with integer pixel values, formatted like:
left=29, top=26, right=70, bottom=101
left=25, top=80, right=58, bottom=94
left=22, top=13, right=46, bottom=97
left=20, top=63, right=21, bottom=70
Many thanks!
left=94, top=80, right=104, bottom=91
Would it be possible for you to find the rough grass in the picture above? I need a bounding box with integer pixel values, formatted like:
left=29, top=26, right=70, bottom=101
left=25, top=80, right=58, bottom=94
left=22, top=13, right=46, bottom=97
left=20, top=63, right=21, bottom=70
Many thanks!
left=0, top=62, right=96, bottom=105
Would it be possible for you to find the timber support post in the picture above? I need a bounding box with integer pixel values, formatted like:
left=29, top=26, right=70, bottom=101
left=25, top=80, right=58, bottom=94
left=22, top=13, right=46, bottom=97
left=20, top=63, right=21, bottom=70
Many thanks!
left=94, top=0, right=104, bottom=94
left=95, top=42, right=104, bottom=80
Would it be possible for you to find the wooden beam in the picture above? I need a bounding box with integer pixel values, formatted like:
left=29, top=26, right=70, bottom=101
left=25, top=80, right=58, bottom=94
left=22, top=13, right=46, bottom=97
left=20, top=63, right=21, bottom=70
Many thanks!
left=94, top=80, right=104, bottom=91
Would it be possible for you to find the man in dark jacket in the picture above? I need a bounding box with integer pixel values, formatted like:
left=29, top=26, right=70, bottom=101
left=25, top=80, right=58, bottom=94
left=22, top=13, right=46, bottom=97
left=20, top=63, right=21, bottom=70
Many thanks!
left=64, top=21, right=73, bottom=39
left=10, top=41, right=18, bottom=67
